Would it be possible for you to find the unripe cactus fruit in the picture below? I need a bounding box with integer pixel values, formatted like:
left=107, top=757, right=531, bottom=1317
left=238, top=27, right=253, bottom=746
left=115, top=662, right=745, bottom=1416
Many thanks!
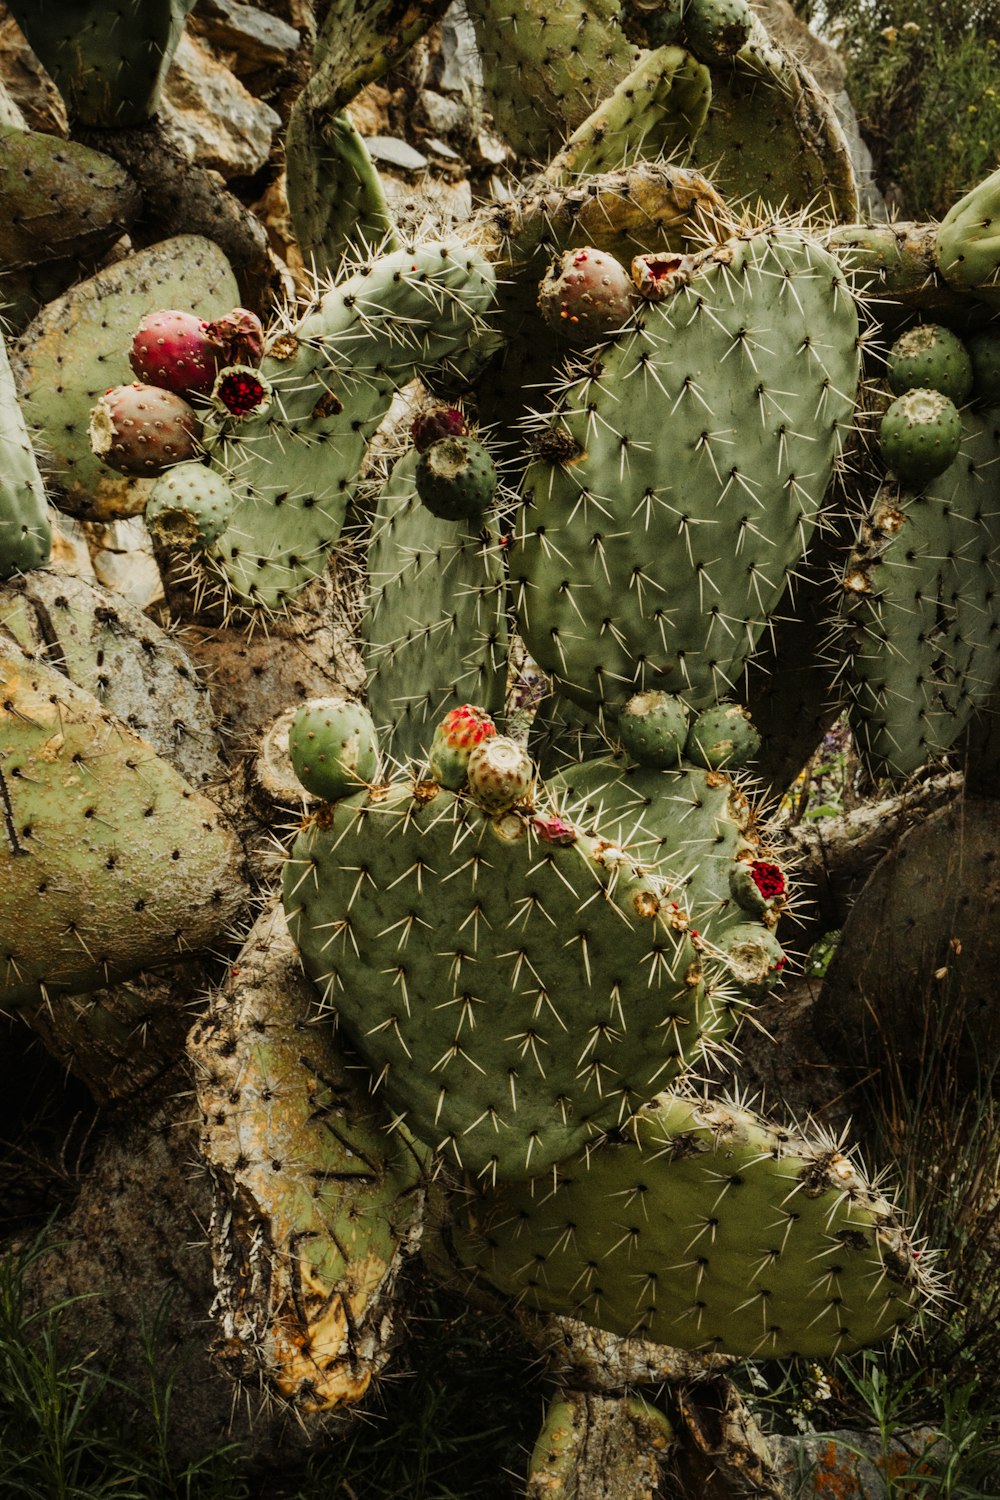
left=288, top=697, right=379, bottom=802
left=428, top=704, right=497, bottom=788
left=879, top=388, right=963, bottom=485
left=211, top=364, right=273, bottom=419
left=411, top=404, right=467, bottom=453
left=685, top=703, right=762, bottom=769
left=618, top=692, right=689, bottom=767
left=146, top=460, right=233, bottom=549
left=414, top=435, right=498, bottom=521
left=466, top=736, right=534, bottom=813
left=683, top=0, right=753, bottom=63
left=538, top=248, right=636, bottom=343
left=887, top=324, right=974, bottom=405
left=89, top=382, right=201, bottom=476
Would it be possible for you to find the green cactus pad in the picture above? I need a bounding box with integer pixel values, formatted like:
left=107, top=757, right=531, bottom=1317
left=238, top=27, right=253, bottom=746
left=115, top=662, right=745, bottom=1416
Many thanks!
left=839, top=420, right=1000, bottom=778
left=362, top=449, right=507, bottom=765
left=288, top=696, right=379, bottom=801
left=0, top=328, right=50, bottom=580
left=967, top=327, right=1000, bottom=406
left=283, top=776, right=738, bottom=1181
left=0, top=127, right=141, bottom=271
left=935, top=167, right=1000, bottom=305
left=189, top=906, right=426, bottom=1414
left=454, top=1091, right=927, bottom=1357
left=887, top=324, right=973, bottom=405
left=0, top=637, right=245, bottom=1009
left=6, top=0, right=196, bottom=127
left=511, top=228, right=860, bottom=713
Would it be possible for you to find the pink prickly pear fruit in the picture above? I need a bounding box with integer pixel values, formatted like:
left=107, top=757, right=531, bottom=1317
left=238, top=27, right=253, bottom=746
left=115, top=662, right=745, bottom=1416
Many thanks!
left=428, top=704, right=497, bottom=789
left=411, top=405, right=467, bottom=453
left=89, top=383, right=202, bottom=477
left=129, top=309, right=221, bottom=396
left=211, top=364, right=273, bottom=419
left=538, top=247, right=636, bottom=343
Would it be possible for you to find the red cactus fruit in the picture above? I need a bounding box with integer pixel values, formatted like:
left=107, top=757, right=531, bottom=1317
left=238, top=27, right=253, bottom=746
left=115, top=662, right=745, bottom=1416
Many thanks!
left=750, top=861, right=786, bottom=902
left=209, top=307, right=264, bottom=368
left=211, top=364, right=273, bottom=419
left=130, top=310, right=220, bottom=396
left=537, top=247, right=636, bottom=342
left=532, top=813, right=578, bottom=845
left=411, top=405, right=467, bottom=453
left=89, top=382, right=201, bottom=476
left=428, top=705, right=497, bottom=789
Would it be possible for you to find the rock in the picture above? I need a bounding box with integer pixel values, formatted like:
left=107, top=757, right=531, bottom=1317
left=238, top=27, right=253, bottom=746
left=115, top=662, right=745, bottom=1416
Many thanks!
left=772, top=1429, right=945, bottom=1498
left=438, top=1, right=484, bottom=92
left=88, top=515, right=166, bottom=611
left=0, top=6, right=68, bottom=136
left=160, top=31, right=281, bottom=178
left=365, top=135, right=429, bottom=172
left=0, top=76, right=25, bottom=129
left=192, top=0, right=300, bottom=72
left=417, top=89, right=469, bottom=138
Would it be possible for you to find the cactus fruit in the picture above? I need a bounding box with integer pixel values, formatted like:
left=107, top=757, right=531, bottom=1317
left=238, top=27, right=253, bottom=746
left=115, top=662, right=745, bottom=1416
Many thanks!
left=879, top=388, right=963, bottom=486
left=465, top=736, right=534, bottom=812
left=886, top=324, right=974, bottom=405
left=288, top=697, right=379, bottom=801
left=428, top=704, right=498, bottom=789
left=617, top=692, right=690, bottom=768
left=683, top=0, right=753, bottom=65
left=412, top=405, right=467, bottom=452
left=453, top=1090, right=928, bottom=1358
left=414, top=436, right=498, bottom=522
left=88, top=382, right=202, bottom=477
left=210, top=363, right=273, bottom=420
left=130, top=309, right=222, bottom=396
left=537, top=248, right=636, bottom=343
left=146, top=461, right=234, bottom=550
left=685, top=703, right=762, bottom=770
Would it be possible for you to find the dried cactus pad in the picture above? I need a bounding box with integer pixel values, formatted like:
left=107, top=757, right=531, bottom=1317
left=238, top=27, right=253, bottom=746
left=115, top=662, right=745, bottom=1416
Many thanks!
left=511, top=228, right=860, bottom=713
left=0, top=637, right=245, bottom=1008
left=454, top=1092, right=928, bottom=1358
left=282, top=777, right=739, bottom=1182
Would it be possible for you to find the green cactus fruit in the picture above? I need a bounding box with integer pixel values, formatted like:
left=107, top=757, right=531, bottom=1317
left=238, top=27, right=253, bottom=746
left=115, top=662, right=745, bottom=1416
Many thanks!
left=453, top=1091, right=928, bottom=1358
left=288, top=697, right=379, bottom=802
left=538, top=247, right=636, bottom=344
left=189, top=905, right=427, bottom=1414
left=363, top=448, right=507, bottom=765
left=0, top=127, right=141, bottom=271
left=685, top=703, right=762, bottom=770
left=935, top=167, right=1000, bottom=305
left=146, top=461, right=234, bottom=550
left=683, top=0, right=753, bottom=64
left=427, top=704, right=498, bottom=789
left=621, top=0, right=685, bottom=48
left=5, top=0, right=196, bottom=127
left=617, top=692, right=690, bottom=767
left=966, top=328, right=1000, bottom=406
left=0, top=637, right=245, bottom=1009
left=0, top=329, right=50, bottom=580
left=466, top=736, right=534, bottom=813
left=512, top=228, right=860, bottom=714
left=414, top=436, right=498, bottom=522
left=12, top=235, right=239, bottom=521
left=887, top=324, right=973, bottom=405
left=282, top=776, right=737, bottom=1180
left=879, top=388, right=962, bottom=486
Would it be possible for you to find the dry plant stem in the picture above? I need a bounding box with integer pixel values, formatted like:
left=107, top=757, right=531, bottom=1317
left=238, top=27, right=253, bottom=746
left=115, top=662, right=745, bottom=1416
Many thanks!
left=76, top=120, right=279, bottom=313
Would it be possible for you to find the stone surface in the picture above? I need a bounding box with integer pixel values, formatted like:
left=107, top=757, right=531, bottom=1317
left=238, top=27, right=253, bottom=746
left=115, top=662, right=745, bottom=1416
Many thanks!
left=772, top=1429, right=945, bottom=1498
left=88, top=515, right=166, bottom=611
left=192, top=0, right=300, bottom=71
left=161, top=30, right=281, bottom=179
left=0, top=6, right=68, bottom=136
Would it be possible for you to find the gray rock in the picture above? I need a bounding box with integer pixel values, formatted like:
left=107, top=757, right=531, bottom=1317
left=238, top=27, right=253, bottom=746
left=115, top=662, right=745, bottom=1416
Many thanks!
left=161, top=31, right=281, bottom=178
left=418, top=88, right=468, bottom=137
left=365, top=135, right=429, bottom=171
left=193, top=0, right=300, bottom=69
left=772, top=1428, right=946, bottom=1499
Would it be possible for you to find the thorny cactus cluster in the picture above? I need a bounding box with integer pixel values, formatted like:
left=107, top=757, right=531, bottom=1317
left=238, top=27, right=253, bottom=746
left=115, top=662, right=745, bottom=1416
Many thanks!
left=1, top=0, right=998, bottom=1489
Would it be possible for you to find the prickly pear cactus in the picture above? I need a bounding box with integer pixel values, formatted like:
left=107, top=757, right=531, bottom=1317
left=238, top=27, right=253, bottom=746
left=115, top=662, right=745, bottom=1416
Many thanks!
left=282, top=766, right=742, bottom=1182
left=0, top=636, right=245, bottom=1008
left=189, top=907, right=427, bottom=1414
left=453, top=1090, right=928, bottom=1358
left=0, top=329, right=50, bottom=580
left=511, top=226, right=860, bottom=714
